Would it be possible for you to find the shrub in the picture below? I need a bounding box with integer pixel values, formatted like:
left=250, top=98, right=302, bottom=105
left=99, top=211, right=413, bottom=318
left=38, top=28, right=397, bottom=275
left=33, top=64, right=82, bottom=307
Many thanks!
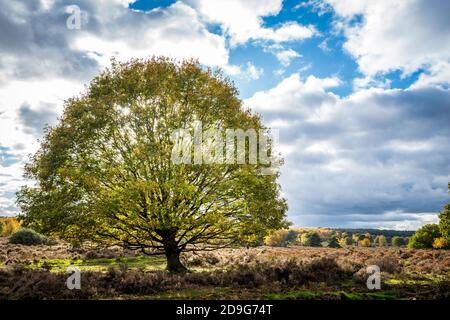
left=359, top=238, right=371, bottom=247
left=0, top=220, right=3, bottom=235
left=408, top=224, right=441, bottom=249
left=264, top=229, right=292, bottom=247
left=374, top=235, right=387, bottom=246
left=0, top=217, right=21, bottom=236
left=9, top=228, right=47, bottom=245
left=338, top=236, right=353, bottom=247
left=391, top=236, right=406, bottom=247
left=327, top=235, right=340, bottom=248
left=299, top=232, right=322, bottom=247
left=352, top=233, right=363, bottom=242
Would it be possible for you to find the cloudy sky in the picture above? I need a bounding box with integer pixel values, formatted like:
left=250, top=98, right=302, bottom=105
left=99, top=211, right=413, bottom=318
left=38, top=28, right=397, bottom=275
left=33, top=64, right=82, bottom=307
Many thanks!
left=0, top=0, right=449, bottom=230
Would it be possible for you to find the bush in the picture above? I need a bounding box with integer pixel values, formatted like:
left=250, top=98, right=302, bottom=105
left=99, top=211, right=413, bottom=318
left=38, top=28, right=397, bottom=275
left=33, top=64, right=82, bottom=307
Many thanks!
left=0, top=220, right=3, bottom=235
left=374, top=235, right=387, bottom=246
left=264, top=229, right=293, bottom=247
left=0, top=217, right=21, bottom=236
left=327, top=235, right=340, bottom=248
left=359, top=238, right=371, bottom=247
left=338, top=236, right=353, bottom=247
left=9, top=228, right=48, bottom=245
left=408, top=224, right=441, bottom=249
left=391, top=236, right=406, bottom=247
left=299, top=232, right=322, bottom=247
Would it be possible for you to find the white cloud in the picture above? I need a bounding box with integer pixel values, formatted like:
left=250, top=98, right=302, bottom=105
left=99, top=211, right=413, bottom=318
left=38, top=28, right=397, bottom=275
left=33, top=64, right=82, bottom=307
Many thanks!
left=72, top=2, right=234, bottom=71
left=274, top=48, right=301, bottom=66
left=244, top=62, right=264, bottom=80
left=186, top=0, right=316, bottom=45
left=324, top=0, right=450, bottom=86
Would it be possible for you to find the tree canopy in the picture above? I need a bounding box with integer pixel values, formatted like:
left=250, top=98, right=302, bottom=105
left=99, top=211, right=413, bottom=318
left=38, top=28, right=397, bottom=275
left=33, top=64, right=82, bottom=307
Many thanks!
left=17, top=57, right=288, bottom=272
left=438, top=183, right=450, bottom=246
left=299, top=232, right=321, bottom=247
left=408, top=224, right=441, bottom=249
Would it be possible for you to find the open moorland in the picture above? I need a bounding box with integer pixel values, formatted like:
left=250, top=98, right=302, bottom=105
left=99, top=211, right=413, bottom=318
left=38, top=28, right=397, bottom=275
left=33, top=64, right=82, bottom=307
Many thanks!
left=0, top=238, right=449, bottom=300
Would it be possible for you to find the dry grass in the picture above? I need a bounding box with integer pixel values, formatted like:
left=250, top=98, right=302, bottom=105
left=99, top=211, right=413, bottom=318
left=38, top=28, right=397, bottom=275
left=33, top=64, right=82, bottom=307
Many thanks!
left=0, top=239, right=449, bottom=300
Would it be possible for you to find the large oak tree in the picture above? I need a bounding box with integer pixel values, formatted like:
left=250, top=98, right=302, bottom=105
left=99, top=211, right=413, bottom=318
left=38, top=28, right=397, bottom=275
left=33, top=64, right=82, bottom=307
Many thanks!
left=17, top=57, right=288, bottom=272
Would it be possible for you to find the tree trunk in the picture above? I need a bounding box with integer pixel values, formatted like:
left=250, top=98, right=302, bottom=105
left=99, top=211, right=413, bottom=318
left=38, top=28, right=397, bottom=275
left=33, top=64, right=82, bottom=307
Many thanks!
left=165, top=248, right=187, bottom=273
left=160, top=229, right=187, bottom=273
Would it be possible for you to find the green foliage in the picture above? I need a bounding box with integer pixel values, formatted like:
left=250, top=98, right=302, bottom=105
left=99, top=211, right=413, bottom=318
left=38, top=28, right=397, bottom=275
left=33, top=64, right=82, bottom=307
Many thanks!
left=439, top=183, right=450, bottom=247
left=16, top=57, right=289, bottom=272
left=437, top=183, right=450, bottom=244
left=327, top=235, right=340, bottom=248
left=263, top=229, right=298, bottom=247
left=284, top=230, right=298, bottom=244
left=338, top=236, right=353, bottom=247
left=352, top=233, right=363, bottom=243
left=438, top=204, right=450, bottom=246
left=391, top=236, right=406, bottom=247
left=408, top=224, right=441, bottom=249
left=264, top=229, right=292, bottom=247
left=299, top=232, right=322, bottom=247
left=9, top=228, right=48, bottom=245
left=0, top=220, right=3, bottom=236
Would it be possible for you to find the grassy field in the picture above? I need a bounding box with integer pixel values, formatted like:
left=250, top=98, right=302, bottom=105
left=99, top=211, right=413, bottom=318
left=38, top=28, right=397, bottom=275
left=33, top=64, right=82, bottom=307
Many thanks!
left=0, top=238, right=449, bottom=300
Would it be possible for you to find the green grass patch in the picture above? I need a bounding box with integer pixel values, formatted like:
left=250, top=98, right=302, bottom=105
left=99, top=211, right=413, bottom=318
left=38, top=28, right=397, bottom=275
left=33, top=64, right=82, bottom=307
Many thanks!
left=340, top=291, right=396, bottom=300
left=26, top=256, right=220, bottom=273
left=28, top=256, right=168, bottom=273
left=264, top=291, right=320, bottom=300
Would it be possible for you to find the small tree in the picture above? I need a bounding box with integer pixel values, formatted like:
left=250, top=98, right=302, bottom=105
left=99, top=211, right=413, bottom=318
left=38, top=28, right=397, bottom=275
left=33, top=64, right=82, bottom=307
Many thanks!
left=0, top=220, right=3, bottom=236
left=299, top=232, right=322, bottom=247
left=359, top=238, right=371, bottom=247
left=374, top=235, right=387, bottom=247
left=408, top=224, right=441, bottom=249
left=264, top=229, right=291, bottom=247
left=352, top=233, right=362, bottom=243
left=327, top=235, right=340, bottom=248
left=391, top=236, right=406, bottom=247
left=338, top=236, right=353, bottom=248
left=284, top=230, right=298, bottom=244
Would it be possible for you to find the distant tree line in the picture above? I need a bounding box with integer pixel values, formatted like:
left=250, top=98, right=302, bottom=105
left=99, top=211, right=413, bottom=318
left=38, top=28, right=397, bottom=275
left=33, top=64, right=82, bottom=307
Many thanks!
left=264, top=183, right=450, bottom=249
left=263, top=228, right=411, bottom=248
